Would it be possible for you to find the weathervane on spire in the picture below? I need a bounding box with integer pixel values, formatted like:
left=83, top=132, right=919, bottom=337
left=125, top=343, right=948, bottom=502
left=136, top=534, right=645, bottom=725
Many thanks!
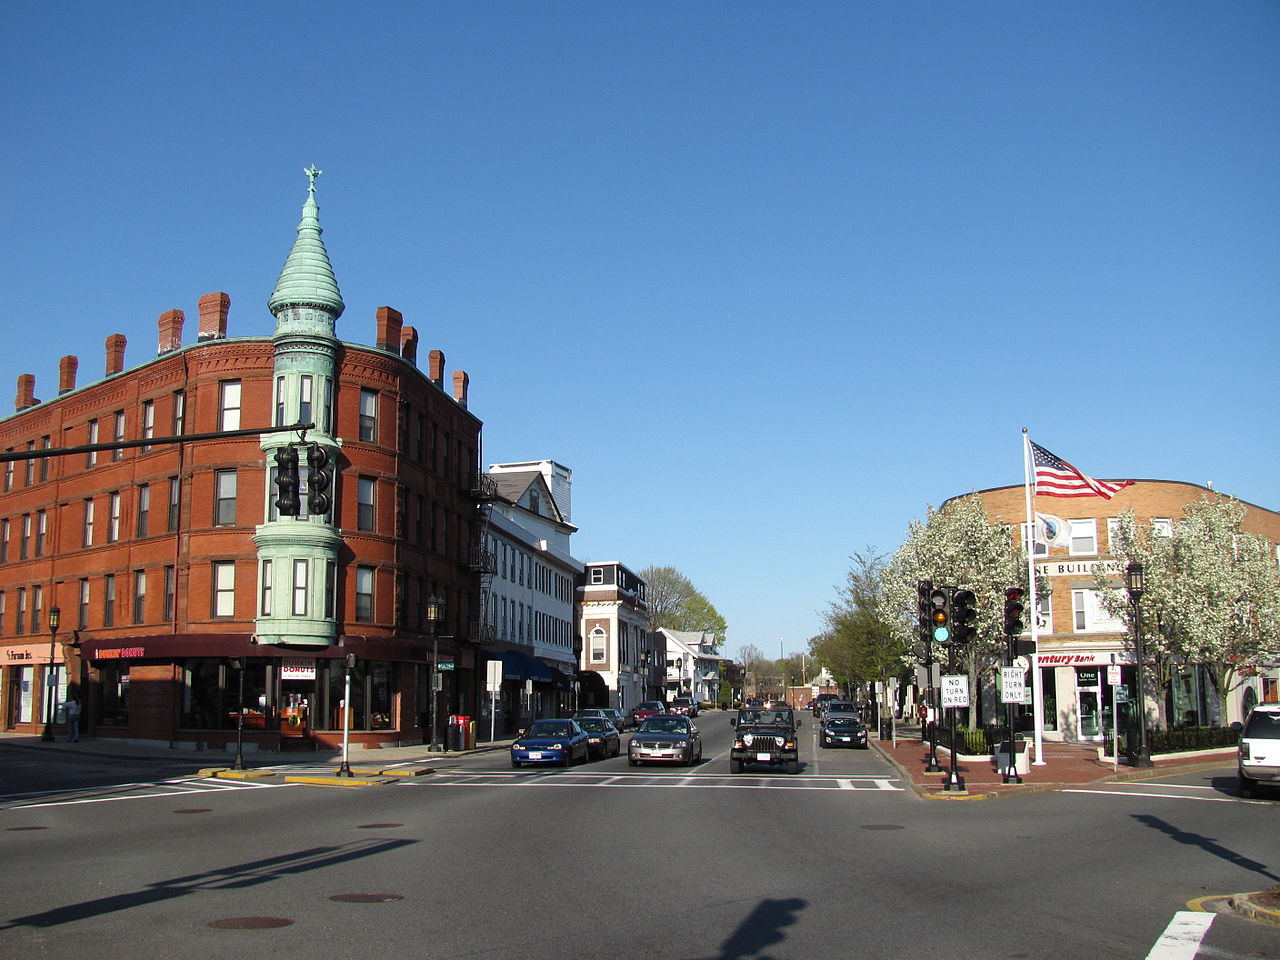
left=304, top=164, right=322, bottom=195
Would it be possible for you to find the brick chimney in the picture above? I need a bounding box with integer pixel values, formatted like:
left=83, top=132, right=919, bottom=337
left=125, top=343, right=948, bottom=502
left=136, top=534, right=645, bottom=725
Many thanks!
left=399, top=325, right=419, bottom=366
left=59, top=355, right=78, bottom=395
left=14, top=374, right=37, bottom=412
left=375, top=306, right=403, bottom=355
left=428, top=349, right=445, bottom=388
left=452, top=370, right=469, bottom=408
left=197, top=292, right=230, bottom=341
left=105, top=334, right=127, bottom=376
left=157, top=309, right=185, bottom=354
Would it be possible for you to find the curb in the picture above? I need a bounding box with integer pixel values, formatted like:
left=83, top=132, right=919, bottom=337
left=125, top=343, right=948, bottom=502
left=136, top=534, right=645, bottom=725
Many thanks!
left=1228, top=894, right=1280, bottom=927
left=283, top=774, right=396, bottom=787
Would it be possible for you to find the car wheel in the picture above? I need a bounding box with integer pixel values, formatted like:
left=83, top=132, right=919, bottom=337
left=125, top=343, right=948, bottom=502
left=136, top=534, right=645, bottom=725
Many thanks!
left=628, top=757, right=639, bottom=767
left=1240, top=773, right=1257, bottom=798
left=788, top=760, right=799, bottom=774
left=819, top=738, right=828, bottom=749
left=511, top=759, right=521, bottom=769
left=730, top=758, right=742, bottom=774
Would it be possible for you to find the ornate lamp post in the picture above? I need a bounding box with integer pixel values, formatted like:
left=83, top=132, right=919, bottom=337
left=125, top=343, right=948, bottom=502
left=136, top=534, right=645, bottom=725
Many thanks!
left=427, top=595, right=445, bottom=751
left=1126, top=561, right=1153, bottom=768
left=42, top=606, right=61, bottom=742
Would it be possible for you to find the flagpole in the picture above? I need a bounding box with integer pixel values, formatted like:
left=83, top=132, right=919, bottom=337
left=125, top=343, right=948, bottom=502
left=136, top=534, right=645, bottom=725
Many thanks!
left=1023, top=429, right=1046, bottom=766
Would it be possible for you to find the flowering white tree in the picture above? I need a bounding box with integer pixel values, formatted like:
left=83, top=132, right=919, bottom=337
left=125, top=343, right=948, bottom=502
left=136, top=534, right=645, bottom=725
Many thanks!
left=880, top=495, right=1025, bottom=725
left=1095, top=496, right=1280, bottom=726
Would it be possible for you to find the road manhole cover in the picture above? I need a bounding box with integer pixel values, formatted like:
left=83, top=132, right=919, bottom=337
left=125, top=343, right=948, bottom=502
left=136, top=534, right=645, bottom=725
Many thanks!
left=860, top=824, right=904, bottom=831
left=329, top=893, right=404, bottom=903
left=7, top=826, right=49, bottom=831
left=208, top=916, right=295, bottom=929
left=357, top=823, right=403, bottom=829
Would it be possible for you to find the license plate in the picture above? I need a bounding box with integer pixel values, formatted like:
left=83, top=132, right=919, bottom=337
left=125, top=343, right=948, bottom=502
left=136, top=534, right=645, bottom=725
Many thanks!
left=527, top=751, right=542, bottom=759
left=838, top=737, right=850, bottom=742
left=756, top=752, right=772, bottom=761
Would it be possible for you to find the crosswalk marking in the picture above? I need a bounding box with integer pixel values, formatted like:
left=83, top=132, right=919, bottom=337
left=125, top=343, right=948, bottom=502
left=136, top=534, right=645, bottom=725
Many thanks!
left=403, top=772, right=904, bottom=792
left=1, top=776, right=292, bottom=810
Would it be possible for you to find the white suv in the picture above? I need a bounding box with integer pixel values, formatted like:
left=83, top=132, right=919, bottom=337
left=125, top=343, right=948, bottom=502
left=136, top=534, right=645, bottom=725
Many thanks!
left=1238, top=703, right=1280, bottom=798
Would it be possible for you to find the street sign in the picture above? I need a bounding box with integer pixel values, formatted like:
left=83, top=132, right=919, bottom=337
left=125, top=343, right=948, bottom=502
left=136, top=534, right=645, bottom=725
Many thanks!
left=941, top=675, right=969, bottom=709
left=437, top=661, right=455, bottom=671
left=1107, top=665, right=1122, bottom=686
left=1000, top=667, right=1026, bottom=704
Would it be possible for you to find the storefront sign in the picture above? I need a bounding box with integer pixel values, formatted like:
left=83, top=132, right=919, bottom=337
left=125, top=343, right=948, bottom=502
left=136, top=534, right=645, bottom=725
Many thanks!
left=1037, top=652, right=1115, bottom=666
left=280, top=657, right=316, bottom=680
left=96, top=646, right=146, bottom=659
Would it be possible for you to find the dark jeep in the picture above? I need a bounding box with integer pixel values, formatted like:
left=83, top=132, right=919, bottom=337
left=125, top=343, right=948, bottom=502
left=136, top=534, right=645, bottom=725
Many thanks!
left=729, top=706, right=800, bottom=774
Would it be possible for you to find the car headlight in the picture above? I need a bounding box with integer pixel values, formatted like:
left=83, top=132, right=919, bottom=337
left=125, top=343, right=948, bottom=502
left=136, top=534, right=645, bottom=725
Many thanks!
left=742, top=734, right=754, bottom=746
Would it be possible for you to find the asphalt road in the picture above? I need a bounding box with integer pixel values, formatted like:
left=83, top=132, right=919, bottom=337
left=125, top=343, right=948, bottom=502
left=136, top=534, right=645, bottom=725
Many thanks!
left=1, top=717, right=1277, bottom=960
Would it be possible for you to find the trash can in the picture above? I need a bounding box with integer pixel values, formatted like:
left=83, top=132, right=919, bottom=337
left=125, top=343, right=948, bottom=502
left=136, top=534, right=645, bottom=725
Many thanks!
left=993, top=738, right=1029, bottom=775
left=878, top=719, right=893, bottom=741
left=449, top=715, right=471, bottom=751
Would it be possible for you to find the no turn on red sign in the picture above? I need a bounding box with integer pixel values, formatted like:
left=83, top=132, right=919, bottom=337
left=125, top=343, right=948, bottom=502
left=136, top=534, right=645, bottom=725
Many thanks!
left=941, top=675, right=970, bottom=709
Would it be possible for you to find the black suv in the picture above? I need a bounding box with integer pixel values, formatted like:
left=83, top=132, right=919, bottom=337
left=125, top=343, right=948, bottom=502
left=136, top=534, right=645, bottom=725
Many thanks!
left=729, top=706, right=800, bottom=774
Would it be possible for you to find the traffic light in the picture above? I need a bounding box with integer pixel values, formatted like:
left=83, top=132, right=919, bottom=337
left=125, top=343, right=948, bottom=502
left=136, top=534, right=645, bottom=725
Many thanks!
left=306, top=443, right=332, bottom=515
left=950, top=589, right=977, bottom=644
left=1004, top=587, right=1025, bottom=636
left=274, top=445, right=300, bottom=516
left=929, top=587, right=950, bottom=644
left=917, top=580, right=933, bottom=651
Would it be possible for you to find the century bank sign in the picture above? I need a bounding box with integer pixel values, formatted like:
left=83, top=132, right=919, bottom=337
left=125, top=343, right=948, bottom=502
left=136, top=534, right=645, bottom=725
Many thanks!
left=1037, top=558, right=1124, bottom=578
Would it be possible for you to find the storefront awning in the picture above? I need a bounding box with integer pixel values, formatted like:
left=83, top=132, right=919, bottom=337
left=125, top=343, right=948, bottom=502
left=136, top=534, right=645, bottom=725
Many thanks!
left=500, top=650, right=553, bottom=683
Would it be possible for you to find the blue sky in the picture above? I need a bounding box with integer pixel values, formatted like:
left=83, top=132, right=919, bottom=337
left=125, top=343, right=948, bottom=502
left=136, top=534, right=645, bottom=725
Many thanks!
left=3, top=2, right=1277, bottom=663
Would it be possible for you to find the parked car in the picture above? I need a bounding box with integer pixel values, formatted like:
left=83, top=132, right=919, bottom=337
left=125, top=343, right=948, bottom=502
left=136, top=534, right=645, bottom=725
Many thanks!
left=576, top=717, right=622, bottom=759
left=1238, top=702, right=1280, bottom=797
left=819, top=713, right=869, bottom=749
left=601, top=708, right=631, bottom=731
left=573, top=708, right=610, bottom=723
left=628, top=714, right=702, bottom=766
left=510, top=719, right=590, bottom=768
left=630, top=701, right=667, bottom=726
left=730, top=709, right=799, bottom=774
left=669, top=697, right=699, bottom=717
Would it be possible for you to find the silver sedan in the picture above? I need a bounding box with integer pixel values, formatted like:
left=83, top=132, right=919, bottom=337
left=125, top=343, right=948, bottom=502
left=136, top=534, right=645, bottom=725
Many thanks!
left=627, top=715, right=703, bottom=766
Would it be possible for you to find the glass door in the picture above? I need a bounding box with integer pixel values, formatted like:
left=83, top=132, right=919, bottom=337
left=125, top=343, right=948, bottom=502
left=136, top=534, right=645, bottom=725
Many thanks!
left=1077, top=668, right=1102, bottom=740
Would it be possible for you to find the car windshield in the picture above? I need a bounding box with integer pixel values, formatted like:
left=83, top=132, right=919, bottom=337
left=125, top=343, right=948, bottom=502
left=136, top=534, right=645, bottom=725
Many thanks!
left=640, top=717, right=688, bottom=734
left=574, top=710, right=603, bottom=718
left=827, top=717, right=860, bottom=729
left=827, top=702, right=857, bottom=712
left=740, top=710, right=793, bottom=725
left=1243, top=712, right=1280, bottom=739
left=638, top=702, right=663, bottom=711
left=577, top=719, right=610, bottom=732
left=526, top=721, right=573, bottom=738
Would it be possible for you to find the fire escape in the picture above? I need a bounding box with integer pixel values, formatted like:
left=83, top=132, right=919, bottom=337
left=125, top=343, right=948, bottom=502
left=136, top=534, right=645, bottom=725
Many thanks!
left=468, top=472, right=499, bottom=644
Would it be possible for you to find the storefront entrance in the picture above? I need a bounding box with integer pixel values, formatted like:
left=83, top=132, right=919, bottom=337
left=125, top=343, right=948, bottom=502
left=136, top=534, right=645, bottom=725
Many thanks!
left=1077, top=668, right=1104, bottom=741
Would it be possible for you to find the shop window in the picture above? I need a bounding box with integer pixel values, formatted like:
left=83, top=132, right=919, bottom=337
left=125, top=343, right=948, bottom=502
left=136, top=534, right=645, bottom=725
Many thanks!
left=179, top=658, right=270, bottom=731
left=96, top=664, right=130, bottom=726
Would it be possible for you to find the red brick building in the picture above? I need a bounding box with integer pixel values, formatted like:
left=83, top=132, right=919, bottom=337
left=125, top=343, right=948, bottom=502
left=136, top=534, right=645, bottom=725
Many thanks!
left=0, top=175, right=484, bottom=753
left=959, top=480, right=1280, bottom=741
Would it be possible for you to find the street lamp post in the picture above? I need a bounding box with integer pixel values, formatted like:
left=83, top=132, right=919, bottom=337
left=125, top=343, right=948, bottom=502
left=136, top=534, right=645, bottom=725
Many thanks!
left=42, top=606, right=61, bottom=742
left=1126, top=562, right=1153, bottom=768
left=229, top=658, right=246, bottom=771
left=427, top=595, right=445, bottom=752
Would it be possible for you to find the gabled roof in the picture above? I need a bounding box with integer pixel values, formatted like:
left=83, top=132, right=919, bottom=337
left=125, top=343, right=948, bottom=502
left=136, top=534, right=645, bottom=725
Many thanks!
left=658, top=628, right=723, bottom=660
left=490, top=471, right=566, bottom=524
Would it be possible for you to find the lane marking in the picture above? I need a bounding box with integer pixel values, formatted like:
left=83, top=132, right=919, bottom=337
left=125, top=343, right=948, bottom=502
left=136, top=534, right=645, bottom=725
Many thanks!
left=1062, top=789, right=1244, bottom=804
left=1145, top=911, right=1213, bottom=960
left=2, top=777, right=294, bottom=810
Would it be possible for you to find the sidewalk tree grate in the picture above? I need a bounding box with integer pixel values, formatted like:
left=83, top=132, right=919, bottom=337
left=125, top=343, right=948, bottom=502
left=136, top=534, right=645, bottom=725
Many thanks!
left=329, top=893, right=404, bottom=903
left=209, top=916, right=295, bottom=929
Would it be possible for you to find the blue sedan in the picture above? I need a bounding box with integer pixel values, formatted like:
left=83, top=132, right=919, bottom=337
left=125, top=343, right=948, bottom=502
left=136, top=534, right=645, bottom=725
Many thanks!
left=511, top=719, right=590, bottom=768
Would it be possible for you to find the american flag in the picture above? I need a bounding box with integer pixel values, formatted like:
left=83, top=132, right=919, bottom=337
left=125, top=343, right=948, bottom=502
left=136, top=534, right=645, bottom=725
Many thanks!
left=1030, top=441, right=1133, bottom=500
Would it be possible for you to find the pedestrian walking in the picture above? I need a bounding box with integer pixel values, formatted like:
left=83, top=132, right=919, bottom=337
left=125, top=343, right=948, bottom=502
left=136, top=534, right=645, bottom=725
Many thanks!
left=65, top=696, right=81, bottom=742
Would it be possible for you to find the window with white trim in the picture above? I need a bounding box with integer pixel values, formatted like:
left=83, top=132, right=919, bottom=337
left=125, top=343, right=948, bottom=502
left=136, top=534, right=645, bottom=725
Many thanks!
left=219, top=380, right=242, bottom=431
left=590, top=626, right=607, bottom=662
left=212, top=562, right=235, bottom=618
left=1068, top=519, right=1097, bottom=555
left=292, top=559, right=309, bottom=616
